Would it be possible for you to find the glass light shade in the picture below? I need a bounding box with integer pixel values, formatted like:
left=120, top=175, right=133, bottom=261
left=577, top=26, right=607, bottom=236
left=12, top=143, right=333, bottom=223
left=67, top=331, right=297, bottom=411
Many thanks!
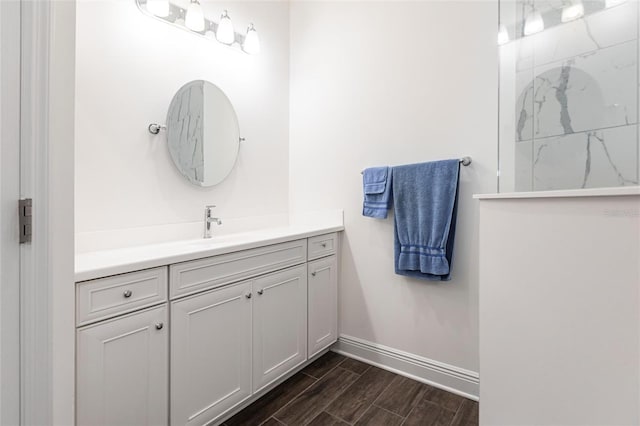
left=561, top=1, right=584, bottom=22
left=216, top=11, right=235, bottom=44
left=146, top=0, right=170, bottom=17
left=185, top=0, right=205, bottom=32
left=605, top=0, right=627, bottom=8
left=497, top=24, right=509, bottom=45
left=243, top=24, right=260, bottom=54
left=523, top=10, right=544, bottom=36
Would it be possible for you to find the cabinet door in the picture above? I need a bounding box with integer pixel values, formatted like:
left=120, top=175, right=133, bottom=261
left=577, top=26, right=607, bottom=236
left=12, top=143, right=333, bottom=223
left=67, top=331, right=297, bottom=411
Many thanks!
left=76, top=305, right=168, bottom=426
left=308, top=255, right=338, bottom=358
left=253, top=265, right=308, bottom=392
left=171, top=281, right=252, bottom=426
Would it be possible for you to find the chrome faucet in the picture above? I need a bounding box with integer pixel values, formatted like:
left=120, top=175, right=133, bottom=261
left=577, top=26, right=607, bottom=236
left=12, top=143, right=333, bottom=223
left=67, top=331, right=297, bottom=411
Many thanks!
left=204, top=205, right=222, bottom=239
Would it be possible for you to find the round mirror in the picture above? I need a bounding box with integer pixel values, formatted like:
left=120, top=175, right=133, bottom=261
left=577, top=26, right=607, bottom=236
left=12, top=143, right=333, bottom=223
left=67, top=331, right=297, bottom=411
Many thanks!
left=166, top=80, right=240, bottom=187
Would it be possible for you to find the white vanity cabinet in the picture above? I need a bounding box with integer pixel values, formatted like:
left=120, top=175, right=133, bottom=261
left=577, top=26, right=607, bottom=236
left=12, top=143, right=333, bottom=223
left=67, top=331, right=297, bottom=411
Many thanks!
left=75, top=266, right=169, bottom=426
left=75, top=230, right=340, bottom=426
left=170, top=280, right=253, bottom=426
left=252, top=264, right=308, bottom=393
left=76, top=305, right=169, bottom=426
left=169, top=244, right=309, bottom=426
left=307, top=255, right=338, bottom=358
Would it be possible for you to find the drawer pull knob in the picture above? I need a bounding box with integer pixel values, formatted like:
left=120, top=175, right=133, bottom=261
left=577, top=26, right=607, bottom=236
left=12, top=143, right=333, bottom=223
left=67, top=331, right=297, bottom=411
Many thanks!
left=155, top=323, right=164, bottom=330
left=311, top=271, right=317, bottom=277
left=321, top=243, right=327, bottom=248
left=257, top=289, right=264, bottom=295
left=245, top=293, right=252, bottom=299
left=123, top=290, right=132, bottom=298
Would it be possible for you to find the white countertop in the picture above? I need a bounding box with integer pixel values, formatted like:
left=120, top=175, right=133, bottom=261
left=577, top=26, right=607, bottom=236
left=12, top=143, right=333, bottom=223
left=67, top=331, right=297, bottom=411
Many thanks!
left=75, top=223, right=344, bottom=282
left=474, top=186, right=640, bottom=200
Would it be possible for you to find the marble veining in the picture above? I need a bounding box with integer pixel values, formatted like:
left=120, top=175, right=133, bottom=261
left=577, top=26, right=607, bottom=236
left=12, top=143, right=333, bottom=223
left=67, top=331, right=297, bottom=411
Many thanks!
left=554, top=65, right=573, bottom=135
left=516, top=83, right=533, bottom=142
left=533, top=42, right=637, bottom=139
left=501, top=0, right=639, bottom=192
left=584, top=131, right=638, bottom=188
left=167, top=82, right=205, bottom=185
left=532, top=126, right=638, bottom=190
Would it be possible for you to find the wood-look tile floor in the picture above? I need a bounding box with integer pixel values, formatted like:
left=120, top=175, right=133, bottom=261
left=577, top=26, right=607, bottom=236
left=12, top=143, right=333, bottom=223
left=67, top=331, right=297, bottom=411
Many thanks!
left=224, top=352, right=479, bottom=426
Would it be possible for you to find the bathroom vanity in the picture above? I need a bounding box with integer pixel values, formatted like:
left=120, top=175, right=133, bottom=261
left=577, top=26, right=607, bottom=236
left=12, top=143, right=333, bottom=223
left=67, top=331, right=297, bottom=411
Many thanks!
left=74, top=225, right=341, bottom=426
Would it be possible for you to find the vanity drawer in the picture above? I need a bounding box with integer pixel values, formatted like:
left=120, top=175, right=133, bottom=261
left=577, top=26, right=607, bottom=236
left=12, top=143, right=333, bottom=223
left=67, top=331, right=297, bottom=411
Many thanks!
left=76, top=267, right=168, bottom=326
left=307, top=233, right=338, bottom=261
left=170, top=239, right=307, bottom=299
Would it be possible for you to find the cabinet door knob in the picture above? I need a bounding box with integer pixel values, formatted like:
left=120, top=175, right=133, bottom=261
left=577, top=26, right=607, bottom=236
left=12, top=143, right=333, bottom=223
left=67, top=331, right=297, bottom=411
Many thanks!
left=311, top=271, right=317, bottom=277
left=123, top=290, right=132, bottom=298
left=245, top=293, right=252, bottom=299
left=155, top=323, right=164, bottom=330
left=257, top=289, right=264, bottom=295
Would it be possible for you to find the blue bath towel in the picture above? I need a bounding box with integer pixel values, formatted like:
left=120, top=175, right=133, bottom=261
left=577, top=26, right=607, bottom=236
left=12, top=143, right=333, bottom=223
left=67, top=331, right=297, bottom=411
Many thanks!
left=362, top=166, right=392, bottom=219
left=392, top=160, right=460, bottom=281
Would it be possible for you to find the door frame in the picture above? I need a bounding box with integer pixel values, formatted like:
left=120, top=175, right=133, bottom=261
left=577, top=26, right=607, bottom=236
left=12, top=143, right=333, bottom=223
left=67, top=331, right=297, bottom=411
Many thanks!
left=20, top=1, right=53, bottom=421
left=20, top=0, right=75, bottom=424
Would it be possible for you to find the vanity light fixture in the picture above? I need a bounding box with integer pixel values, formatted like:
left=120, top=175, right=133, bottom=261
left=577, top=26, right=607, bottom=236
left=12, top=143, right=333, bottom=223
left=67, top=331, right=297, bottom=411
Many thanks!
left=185, top=0, right=205, bottom=32
left=136, top=0, right=260, bottom=55
left=146, top=0, right=170, bottom=17
left=242, top=24, right=260, bottom=55
left=216, top=10, right=235, bottom=44
left=605, top=0, right=627, bottom=8
left=523, top=9, right=544, bottom=36
left=561, top=0, right=584, bottom=22
left=497, top=24, right=509, bottom=45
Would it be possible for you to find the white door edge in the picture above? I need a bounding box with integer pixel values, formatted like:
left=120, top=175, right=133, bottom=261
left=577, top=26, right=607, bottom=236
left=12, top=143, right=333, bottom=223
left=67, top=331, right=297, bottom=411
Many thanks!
left=1, top=0, right=22, bottom=424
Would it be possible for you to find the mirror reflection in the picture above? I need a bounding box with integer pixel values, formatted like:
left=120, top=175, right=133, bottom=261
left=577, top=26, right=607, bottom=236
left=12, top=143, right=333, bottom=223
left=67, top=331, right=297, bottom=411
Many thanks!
left=166, top=80, right=240, bottom=187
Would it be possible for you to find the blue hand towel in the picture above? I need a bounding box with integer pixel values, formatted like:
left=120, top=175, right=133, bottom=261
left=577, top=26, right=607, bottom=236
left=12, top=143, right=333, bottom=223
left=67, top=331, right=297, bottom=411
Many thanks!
left=362, top=166, right=392, bottom=219
left=392, top=160, right=460, bottom=281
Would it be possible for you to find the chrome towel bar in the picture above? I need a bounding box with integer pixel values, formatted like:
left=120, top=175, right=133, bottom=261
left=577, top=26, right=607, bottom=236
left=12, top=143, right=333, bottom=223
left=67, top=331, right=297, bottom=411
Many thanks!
left=361, top=156, right=471, bottom=174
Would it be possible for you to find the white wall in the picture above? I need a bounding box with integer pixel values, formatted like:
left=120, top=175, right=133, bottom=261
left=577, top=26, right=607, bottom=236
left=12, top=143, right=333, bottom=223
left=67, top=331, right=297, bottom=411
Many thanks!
left=289, top=1, right=498, bottom=395
left=75, top=0, right=290, bottom=251
left=479, top=193, right=640, bottom=425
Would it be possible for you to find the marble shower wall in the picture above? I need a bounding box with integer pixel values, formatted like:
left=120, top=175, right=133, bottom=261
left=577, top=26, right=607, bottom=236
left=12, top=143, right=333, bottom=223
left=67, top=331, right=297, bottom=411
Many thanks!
left=499, top=0, right=640, bottom=191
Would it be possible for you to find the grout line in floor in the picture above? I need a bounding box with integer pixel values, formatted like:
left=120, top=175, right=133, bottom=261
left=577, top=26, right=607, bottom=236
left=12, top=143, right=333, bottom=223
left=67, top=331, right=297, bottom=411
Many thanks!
left=399, top=404, right=416, bottom=426
left=303, top=354, right=347, bottom=381
left=331, top=412, right=355, bottom=426
left=450, top=400, right=468, bottom=426
left=345, top=363, right=371, bottom=377
left=300, top=366, right=357, bottom=426
left=271, top=356, right=352, bottom=424
left=350, top=374, right=398, bottom=425
left=374, top=403, right=408, bottom=420
left=324, top=411, right=349, bottom=425
left=268, top=372, right=321, bottom=425
left=325, top=360, right=375, bottom=425
left=368, top=375, right=399, bottom=410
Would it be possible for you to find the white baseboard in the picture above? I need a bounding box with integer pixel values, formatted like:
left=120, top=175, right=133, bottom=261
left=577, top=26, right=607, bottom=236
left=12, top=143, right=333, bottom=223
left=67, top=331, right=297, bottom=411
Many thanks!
left=333, top=335, right=479, bottom=400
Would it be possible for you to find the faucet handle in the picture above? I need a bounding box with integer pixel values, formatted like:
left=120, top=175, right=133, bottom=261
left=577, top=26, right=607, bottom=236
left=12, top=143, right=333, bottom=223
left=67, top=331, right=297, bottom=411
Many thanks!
left=205, top=205, right=216, bottom=210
